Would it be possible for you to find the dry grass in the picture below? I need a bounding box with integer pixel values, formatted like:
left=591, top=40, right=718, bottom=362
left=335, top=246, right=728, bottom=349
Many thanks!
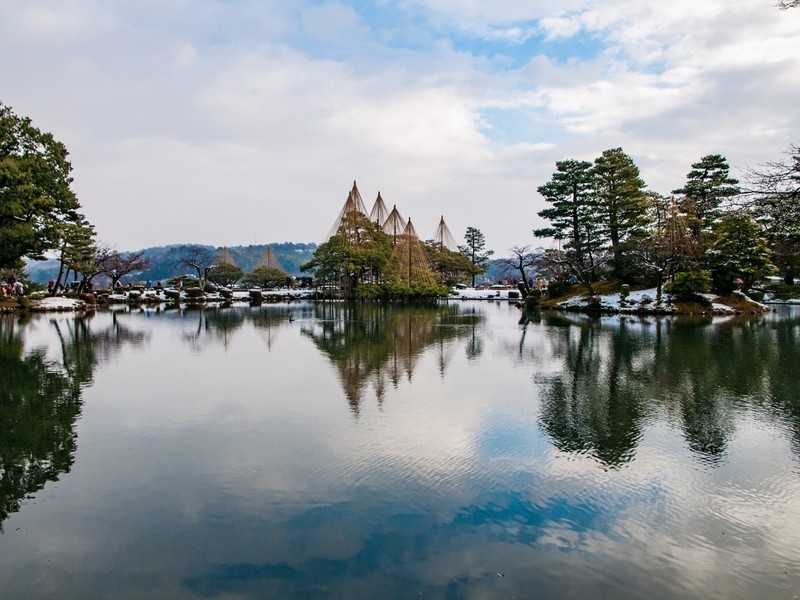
left=714, top=292, right=770, bottom=313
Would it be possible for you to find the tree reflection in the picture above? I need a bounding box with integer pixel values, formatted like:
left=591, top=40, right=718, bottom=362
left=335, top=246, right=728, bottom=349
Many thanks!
left=537, top=318, right=644, bottom=467
left=535, top=310, right=800, bottom=467
left=302, top=303, right=481, bottom=413
left=0, top=313, right=148, bottom=529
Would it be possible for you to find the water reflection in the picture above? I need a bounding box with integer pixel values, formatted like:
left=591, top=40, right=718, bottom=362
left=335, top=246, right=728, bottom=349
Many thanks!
left=530, top=310, right=800, bottom=467
left=0, top=313, right=148, bottom=529
left=301, top=303, right=482, bottom=413
left=1, top=304, right=799, bottom=599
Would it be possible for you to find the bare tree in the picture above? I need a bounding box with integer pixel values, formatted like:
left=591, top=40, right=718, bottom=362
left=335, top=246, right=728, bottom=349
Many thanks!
left=99, top=249, right=151, bottom=289
left=500, top=246, right=540, bottom=296
left=177, top=245, right=214, bottom=286
left=631, top=196, right=701, bottom=303
left=778, top=1, right=799, bottom=9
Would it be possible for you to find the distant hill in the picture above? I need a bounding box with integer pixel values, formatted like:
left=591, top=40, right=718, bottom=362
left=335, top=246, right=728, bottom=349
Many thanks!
left=25, top=242, right=318, bottom=284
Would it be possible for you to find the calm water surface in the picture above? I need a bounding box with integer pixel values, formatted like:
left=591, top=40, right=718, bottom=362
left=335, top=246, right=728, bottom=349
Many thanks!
left=1, top=301, right=799, bottom=599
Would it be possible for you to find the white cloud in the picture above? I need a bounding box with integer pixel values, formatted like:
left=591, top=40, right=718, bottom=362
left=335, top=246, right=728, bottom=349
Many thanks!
left=1, top=0, right=798, bottom=252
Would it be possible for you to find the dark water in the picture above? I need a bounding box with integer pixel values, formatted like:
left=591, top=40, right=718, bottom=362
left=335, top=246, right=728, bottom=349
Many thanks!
left=1, top=302, right=799, bottom=599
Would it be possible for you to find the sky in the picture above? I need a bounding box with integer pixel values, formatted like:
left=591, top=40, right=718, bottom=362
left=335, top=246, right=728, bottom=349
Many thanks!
left=2, top=0, right=799, bottom=254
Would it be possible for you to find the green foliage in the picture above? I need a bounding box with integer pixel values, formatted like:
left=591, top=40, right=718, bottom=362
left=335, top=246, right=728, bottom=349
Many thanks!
left=16, top=295, right=30, bottom=308
left=706, top=212, right=775, bottom=293
left=671, top=270, right=712, bottom=299
left=535, top=159, right=603, bottom=281
left=381, top=281, right=448, bottom=300
left=207, top=263, right=243, bottom=287
left=674, top=154, right=739, bottom=243
left=354, top=283, right=383, bottom=300
left=241, top=266, right=287, bottom=288
left=0, top=103, right=85, bottom=268
left=764, top=281, right=799, bottom=300
left=523, top=290, right=541, bottom=310
left=459, top=226, right=493, bottom=286
left=302, top=217, right=393, bottom=297
left=424, top=242, right=479, bottom=285
left=593, top=148, right=651, bottom=280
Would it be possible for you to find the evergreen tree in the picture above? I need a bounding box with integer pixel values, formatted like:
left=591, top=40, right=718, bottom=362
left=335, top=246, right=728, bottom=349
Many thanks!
left=301, top=216, right=393, bottom=297
left=459, top=226, right=493, bottom=286
left=53, top=214, right=96, bottom=293
left=706, top=212, right=774, bottom=293
left=207, top=263, right=244, bottom=287
left=242, top=266, right=287, bottom=289
left=423, top=241, right=479, bottom=286
left=593, top=148, right=651, bottom=280
left=673, top=154, right=739, bottom=242
left=535, top=159, right=604, bottom=284
left=0, top=103, right=85, bottom=268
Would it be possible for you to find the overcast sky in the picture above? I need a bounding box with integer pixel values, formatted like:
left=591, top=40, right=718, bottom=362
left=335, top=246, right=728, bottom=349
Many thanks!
left=2, top=0, right=799, bottom=254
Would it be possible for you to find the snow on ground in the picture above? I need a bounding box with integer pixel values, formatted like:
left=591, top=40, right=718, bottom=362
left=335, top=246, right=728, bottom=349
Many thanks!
left=556, top=287, right=758, bottom=314
left=449, top=287, right=520, bottom=300
left=33, top=296, right=85, bottom=311
left=556, top=287, right=680, bottom=313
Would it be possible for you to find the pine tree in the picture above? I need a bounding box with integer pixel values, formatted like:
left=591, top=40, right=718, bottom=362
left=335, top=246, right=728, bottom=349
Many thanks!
left=673, top=154, right=739, bottom=243
left=706, top=212, right=774, bottom=293
left=535, top=159, right=604, bottom=283
left=593, top=148, right=650, bottom=280
left=459, top=227, right=493, bottom=286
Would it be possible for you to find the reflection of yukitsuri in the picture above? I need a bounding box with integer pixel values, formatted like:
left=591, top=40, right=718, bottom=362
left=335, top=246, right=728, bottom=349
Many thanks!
left=302, top=303, right=478, bottom=414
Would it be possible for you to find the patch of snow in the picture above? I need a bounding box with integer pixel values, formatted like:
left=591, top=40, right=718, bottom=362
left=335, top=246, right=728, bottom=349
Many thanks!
left=557, top=287, right=675, bottom=314
left=34, top=297, right=84, bottom=310
left=449, top=287, right=520, bottom=300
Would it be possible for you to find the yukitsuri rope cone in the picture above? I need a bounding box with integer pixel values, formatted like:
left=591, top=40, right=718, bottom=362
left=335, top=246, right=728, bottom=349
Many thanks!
left=385, top=219, right=438, bottom=286
left=326, top=181, right=369, bottom=244
left=431, top=215, right=459, bottom=252
left=368, top=191, right=389, bottom=228
left=216, top=246, right=238, bottom=267
left=382, top=204, right=407, bottom=244
left=254, top=246, right=284, bottom=272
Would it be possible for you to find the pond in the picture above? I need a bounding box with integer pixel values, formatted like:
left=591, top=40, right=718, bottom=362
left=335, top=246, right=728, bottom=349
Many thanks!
left=1, top=301, right=799, bottom=599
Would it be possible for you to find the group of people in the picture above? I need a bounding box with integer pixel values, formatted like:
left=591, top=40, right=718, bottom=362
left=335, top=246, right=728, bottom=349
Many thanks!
left=1, top=279, right=25, bottom=298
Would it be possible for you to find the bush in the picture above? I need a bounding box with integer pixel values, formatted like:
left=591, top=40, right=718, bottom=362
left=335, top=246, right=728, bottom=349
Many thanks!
left=523, top=289, right=541, bottom=310
left=764, top=282, right=798, bottom=300
left=672, top=270, right=712, bottom=300
left=354, top=283, right=383, bottom=301
left=16, top=295, right=30, bottom=309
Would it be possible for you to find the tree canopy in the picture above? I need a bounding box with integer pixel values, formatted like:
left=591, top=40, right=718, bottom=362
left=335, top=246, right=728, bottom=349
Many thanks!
left=532, top=147, right=792, bottom=297
left=459, top=226, right=493, bottom=286
left=0, top=103, right=85, bottom=268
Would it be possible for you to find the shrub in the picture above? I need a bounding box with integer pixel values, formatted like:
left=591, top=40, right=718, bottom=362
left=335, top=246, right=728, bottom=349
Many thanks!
left=672, top=270, right=712, bottom=300
left=354, top=283, right=382, bottom=301
left=764, top=282, right=799, bottom=300
left=524, top=290, right=540, bottom=310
